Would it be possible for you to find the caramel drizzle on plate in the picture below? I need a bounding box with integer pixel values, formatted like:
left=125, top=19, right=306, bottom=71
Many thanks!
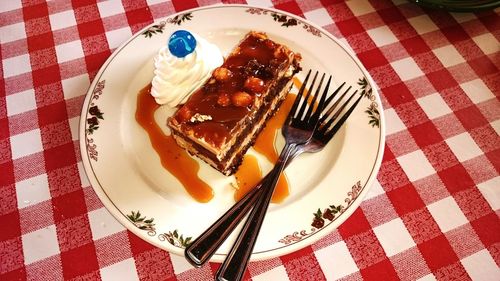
left=136, top=84, right=214, bottom=203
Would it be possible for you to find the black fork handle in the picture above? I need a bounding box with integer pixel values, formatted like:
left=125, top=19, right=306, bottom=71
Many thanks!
left=215, top=144, right=296, bottom=281
left=184, top=145, right=302, bottom=267
left=184, top=177, right=263, bottom=267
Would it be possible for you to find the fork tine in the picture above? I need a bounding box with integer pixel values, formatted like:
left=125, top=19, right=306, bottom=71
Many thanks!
left=286, top=70, right=311, bottom=124
left=313, top=75, right=332, bottom=120
left=320, top=90, right=358, bottom=133
left=303, top=73, right=325, bottom=122
left=320, top=91, right=363, bottom=140
left=294, top=71, right=318, bottom=121
left=327, top=93, right=363, bottom=137
left=321, top=85, right=352, bottom=123
left=323, top=82, right=346, bottom=110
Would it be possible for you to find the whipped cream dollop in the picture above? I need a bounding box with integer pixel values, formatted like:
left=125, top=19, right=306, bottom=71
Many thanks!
left=151, top=32, right=223, bottom=107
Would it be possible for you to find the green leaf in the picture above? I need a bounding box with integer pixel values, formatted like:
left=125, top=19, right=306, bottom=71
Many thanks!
left=329, top=205, right=338, bottom=214
left=144, top=218, right=154, bottom=224
left=369, top=119, right=378, bottom=127
left=173, top=230, right=179, bottom=238
left=314, top=209, right=322, bottom=218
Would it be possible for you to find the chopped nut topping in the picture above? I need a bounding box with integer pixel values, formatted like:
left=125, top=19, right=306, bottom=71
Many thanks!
left=231, top=91, right=253, bottom=107
left=231, top=47, right=241, bottom=56
left=189, top=113, right=213, bottom=123
left=274, top=45, right=287, bottom=58
left=264, top=39, right=276, bottom=49
left=251, top=31, right=267, bottom=40
left=244, top=76, right=265, bottom=93
left=217, top=93, right=231, bottom=107
left=213, top=67, right=232, bottom=81
left=176, top=106, right=193, bottom=122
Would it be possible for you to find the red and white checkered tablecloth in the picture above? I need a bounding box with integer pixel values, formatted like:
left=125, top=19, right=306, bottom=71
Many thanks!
left=1, top=0, right=499, bottom=280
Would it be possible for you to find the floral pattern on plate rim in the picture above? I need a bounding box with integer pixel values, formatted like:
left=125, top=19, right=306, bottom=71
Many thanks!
left=142, top=12, right=193, bottom=38
left=159, top=230, right=193, bottom=248
left=278, top=181, right=362, bottom=245
left=142, top=8, right=322, bottom=39
left=246, top=7, right=321, bottom=37
left=127, top=210, right=156, bottom=236
left=127, top=210, right=193, bottom=248
left=358, top=77, right=380, bottom=128
left=85, top=80, right=105, bottom=161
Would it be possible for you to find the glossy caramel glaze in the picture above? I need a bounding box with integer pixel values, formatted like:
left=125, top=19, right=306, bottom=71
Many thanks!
left=171, top=32, right=294, bottom=148
left=135, top=84, right=214, bottom=203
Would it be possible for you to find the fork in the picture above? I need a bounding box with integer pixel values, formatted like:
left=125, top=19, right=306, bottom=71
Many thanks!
left=214, top=70, right=329, bottom=281
left=184, top=71, right=363, bottom=272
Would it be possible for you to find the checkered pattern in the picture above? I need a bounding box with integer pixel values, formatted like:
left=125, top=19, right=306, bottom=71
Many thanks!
left=1, top=0, right=499, bottom=280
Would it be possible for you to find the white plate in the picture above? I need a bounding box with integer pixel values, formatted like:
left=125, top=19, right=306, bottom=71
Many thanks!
left=79, top=4, right=385, bottom=261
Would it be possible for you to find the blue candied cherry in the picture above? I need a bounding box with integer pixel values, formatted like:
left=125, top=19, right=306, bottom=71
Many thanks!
left=168, top=30, right=197, bottom=58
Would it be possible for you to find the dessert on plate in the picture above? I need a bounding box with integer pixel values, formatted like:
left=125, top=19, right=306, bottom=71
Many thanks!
left=166, top=31, right=301, bottom=175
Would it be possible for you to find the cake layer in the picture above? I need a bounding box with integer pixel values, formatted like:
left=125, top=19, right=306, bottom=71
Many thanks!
left=170, top=74, right=294, bottom=175
left=168, top=31, right=301, bottom=175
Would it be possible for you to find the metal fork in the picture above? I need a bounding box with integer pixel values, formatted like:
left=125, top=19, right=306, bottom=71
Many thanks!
left=184, top=71, right=363, bottom=273
left=214, top=70, right=329, bottom=281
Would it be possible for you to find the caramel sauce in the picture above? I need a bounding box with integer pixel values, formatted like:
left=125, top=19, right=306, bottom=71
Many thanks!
left=234, top=154, right=261, bottom=201
left=234, top=156, right=290, bottom=203
left=135, top=84, right=214, bottom=203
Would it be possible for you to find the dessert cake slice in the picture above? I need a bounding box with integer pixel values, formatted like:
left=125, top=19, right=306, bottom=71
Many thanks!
left=167, top=31, right=301, bottom=176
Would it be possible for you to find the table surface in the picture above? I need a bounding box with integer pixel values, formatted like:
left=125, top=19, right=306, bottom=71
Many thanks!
left=1, top=0, right=499, bottom=280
